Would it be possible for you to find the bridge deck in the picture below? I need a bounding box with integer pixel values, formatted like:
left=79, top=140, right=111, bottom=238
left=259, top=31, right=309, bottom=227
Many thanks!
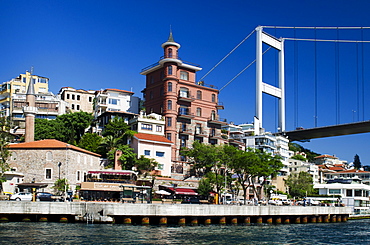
left=279, top=120, right=370, bottom=141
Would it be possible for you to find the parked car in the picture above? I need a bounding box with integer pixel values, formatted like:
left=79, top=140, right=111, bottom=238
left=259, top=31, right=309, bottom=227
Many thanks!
left=36, top=192, right=64, bottom=202
left=268, top=199, right=283, bottom=205
left=10, top=192, right=32, bottom=201
left=282, top=199, right=292, bottom=205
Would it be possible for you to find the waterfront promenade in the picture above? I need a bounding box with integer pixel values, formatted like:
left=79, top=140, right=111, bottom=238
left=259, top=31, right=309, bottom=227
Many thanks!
left=0, top=201, right=351, bottom=225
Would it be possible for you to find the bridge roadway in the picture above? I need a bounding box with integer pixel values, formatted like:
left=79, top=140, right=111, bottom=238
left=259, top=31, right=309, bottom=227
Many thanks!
left=0, top=202, right=351, bottom=224
left=278, top=120, right=370, bottom=142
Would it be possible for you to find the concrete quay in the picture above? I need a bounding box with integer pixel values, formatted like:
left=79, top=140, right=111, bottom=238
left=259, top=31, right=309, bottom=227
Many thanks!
left=0, top=202, right=351, bottom=225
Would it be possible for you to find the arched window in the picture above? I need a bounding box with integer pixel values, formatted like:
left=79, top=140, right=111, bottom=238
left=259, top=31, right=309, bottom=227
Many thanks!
left=196, top=107, right=202, bottom=117
left=197, top=90, right=202, bottom=100
left=168, top=66, right=172, bottom=75
left=212, top=94, right=216, bottom=102
left=167, top=100, right=172, bottom=110
left=46, top=151, right=53, bottom=161
left=168, top=48, right=173, bottom=58
left=179, top=87, right=189, bottom=98
left=211, top=110, right=216, bottom=120
left=168, top=82, right=172, bottom=92
left=180, top=71, right=189, bottom=80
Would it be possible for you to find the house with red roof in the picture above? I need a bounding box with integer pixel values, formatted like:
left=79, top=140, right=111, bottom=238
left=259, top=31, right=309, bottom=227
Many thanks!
left=129, top=113, right=173, bottom=177
left=7, top=139, right=103, bottom=193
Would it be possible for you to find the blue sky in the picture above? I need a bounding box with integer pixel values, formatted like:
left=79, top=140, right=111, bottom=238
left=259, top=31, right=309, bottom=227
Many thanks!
left=1, top=0, right=369, bottom=165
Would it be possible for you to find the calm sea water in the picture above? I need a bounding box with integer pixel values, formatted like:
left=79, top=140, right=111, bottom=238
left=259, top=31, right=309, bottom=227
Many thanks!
left=0, top=219, right=369, bottom=244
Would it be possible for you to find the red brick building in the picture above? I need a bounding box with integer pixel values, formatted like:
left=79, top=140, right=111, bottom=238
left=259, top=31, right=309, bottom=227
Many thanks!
left=140, top=32, right=227, bottom=178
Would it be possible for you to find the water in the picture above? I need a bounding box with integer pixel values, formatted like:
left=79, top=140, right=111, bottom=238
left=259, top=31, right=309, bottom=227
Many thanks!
left=0, top=220, right=369, bottom=244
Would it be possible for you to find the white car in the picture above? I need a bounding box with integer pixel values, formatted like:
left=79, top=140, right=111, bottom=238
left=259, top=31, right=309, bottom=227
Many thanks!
left=10, top=192, right=32, bottom=201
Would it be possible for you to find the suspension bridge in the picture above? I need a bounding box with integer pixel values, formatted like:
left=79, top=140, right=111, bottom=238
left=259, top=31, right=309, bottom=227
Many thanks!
left=202, top=26, right=370, bottom=142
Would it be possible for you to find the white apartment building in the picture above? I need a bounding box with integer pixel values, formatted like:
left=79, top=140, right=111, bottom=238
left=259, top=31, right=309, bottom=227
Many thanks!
left=129, top=112, right=173, bottom=177
left=58, top=87, right=95, bottom=113
left=288, top=159, right=320, bottom=184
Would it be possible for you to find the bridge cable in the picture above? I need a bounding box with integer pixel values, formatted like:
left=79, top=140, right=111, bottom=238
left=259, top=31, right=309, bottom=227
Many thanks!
left=198, top=29, right=256, bottom=82
left=274, top=27, right=278, bottom=131
left=335, top=27, right=340, bottom=124
left=356, top=39, right=359, bottom=122
left=361, top=27, right=365, bottom=121
left=314, top=27, right=318, bottom=127
left=294, top=27, right=299, bottom=129
left=219, top=47, right=272, bottom=91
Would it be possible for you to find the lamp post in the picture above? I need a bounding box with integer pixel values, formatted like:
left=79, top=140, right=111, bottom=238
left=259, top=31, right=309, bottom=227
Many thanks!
left=58, top=162, right=62, bottom=180
left=65, top=144, right=69, bottom=201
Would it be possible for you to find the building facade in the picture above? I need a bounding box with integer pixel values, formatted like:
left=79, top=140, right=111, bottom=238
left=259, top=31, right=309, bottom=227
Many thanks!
left=129, top=112, right=172, bottom=176
left=8, top=139, right=103, bottom=193
left=140, top=32, right=227, bottom=177
left=58, top=87, right=96, bottom=113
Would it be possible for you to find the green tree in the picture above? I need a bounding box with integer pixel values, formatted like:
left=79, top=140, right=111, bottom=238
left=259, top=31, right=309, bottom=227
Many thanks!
left=181, top=141, right=225, bottom=196
left=285, top=171, right=314, bottom=198
left=56, top=111, right=93, bottom=144
left=78, top=133, right=104, bottom=154
left=34, top=112, right=93, bottom=145
left=353, top=154, right=362, bottom=169
left=135, top=155, right=158, bottom=175
left=288, top=142, right=319, bottom=162
left=52, top=178, right=69, bottom=195
left=197, top=177, right=213, bottom=197
left=102, top=117, right=136, bottom=145
left=107, top=144, right=137, bottom=170
left=34, top=118, right=64, bottom=141
left=291, top=154, right=307, bottom=162
left=0, top=115, right=13, bottom=192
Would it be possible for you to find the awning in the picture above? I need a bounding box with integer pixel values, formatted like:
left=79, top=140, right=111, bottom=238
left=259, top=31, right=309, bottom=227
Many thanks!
left=168, top=187, right=198, bottom=196
left=88, top=170, right=133, bottom=175
left=17, top=183, right=48, bottom=188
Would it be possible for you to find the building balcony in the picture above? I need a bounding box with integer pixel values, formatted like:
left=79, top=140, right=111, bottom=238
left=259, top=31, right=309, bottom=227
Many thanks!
left=178, top=93, right=195, bottom=102
left=178, top=110, right=194, bottom=119
left=216, top=102, right=224, bottom=110
left=208, top=116, right=228, bottom=125
left=209, top=133, right=222, bottom=139
left=194, top=130, right=207, bottom=137
left=179, top=128, right=193, bottom=135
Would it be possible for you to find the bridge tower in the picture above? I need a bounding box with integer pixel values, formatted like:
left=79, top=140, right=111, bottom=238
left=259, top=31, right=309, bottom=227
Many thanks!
left=255, top=26, right=285, bottom=134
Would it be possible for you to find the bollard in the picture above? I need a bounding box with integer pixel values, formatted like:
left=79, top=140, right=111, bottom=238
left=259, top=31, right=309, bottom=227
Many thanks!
left=191, top=217, right=198, bottom=226
left=159, top=217, right=167, bottom=225
left=331, top=215, right=337, bottom=223
left=124, top=218, right=132, bottom=225
left=231, top=218, right=238, bottom=225
left=39, top=216, right=48, bottom=222
left=142, top=217, right=150, bottom=225
left=302, top=216, right=308, bottom=224
left=204, top=218, right=211, bottom=225
left=22, top=217, right=31, bottom=222
left=178, top=218, right=186, bottom=226
left=0, top=217, right=9, bottom=222
left=266, top=217, right=273, bottom=224
left=275, top=217, right=282, bottom=224
left=337, top=215, right=342, bottom=222
left=60, top=217, right=68, bottom=223
left=317, top=216, right=322, bottom=223
left=256, top=217, right=263, bottom=224
left=323, top=215, right=329, bottom=223
left=244, top=217, right=251, bottom=225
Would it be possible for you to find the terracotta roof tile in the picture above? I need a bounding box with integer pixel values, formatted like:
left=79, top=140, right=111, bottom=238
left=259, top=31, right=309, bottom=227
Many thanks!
left=314, top=154, right=338, bottom=159
left=337, top=169, right=370, bottom=173
left=134, top=133, right=173, bottom=144
left=9, top=139, right=101, bottom=157
left=104, top=88, right=134, bottom=94
left=328, top=167, right=345, bottom=171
